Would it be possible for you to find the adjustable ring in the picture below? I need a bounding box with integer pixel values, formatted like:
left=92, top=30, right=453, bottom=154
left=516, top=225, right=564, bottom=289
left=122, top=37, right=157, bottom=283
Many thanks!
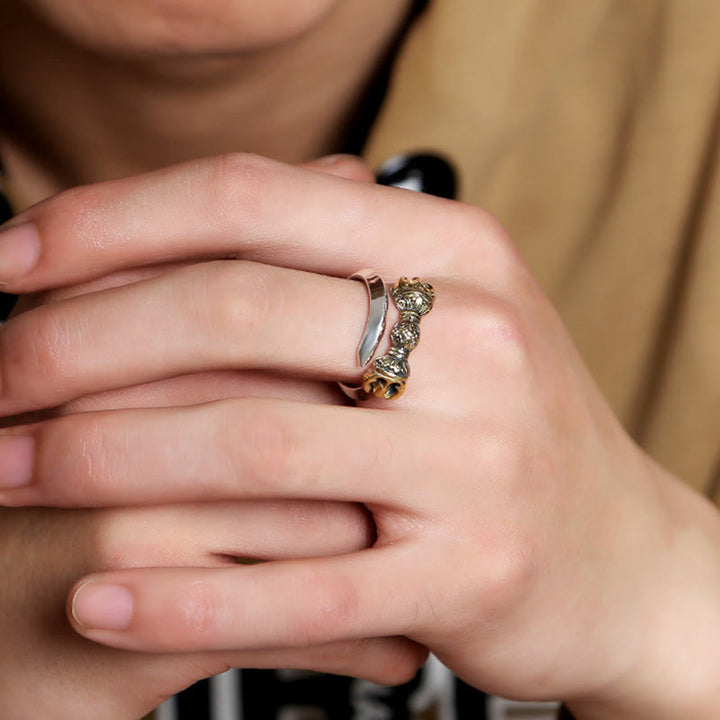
left=350, top=270, right=388, bottom=366
left=360, top=277, right=435, bottom=400
left=338, top=270, right=388, bottom=400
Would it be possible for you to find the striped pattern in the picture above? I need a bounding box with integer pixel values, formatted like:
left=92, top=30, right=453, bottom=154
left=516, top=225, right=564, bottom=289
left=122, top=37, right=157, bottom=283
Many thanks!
left=159, top=665, right=561, bottom=720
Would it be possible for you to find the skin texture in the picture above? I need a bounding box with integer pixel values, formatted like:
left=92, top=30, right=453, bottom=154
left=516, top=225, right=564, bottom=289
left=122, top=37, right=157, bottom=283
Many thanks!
left=0, top=0, right=413, bottom=203
left=1, top=2, right=720, bottom=719
left=0, top=156, right=720, bottom=720
left=0, top=2, right=419, bottom=714
left=0, top=157, right=429, bottom=720
left=0, top=505, right=424, bottom=718
left=17, top=0, right=339, bottom=55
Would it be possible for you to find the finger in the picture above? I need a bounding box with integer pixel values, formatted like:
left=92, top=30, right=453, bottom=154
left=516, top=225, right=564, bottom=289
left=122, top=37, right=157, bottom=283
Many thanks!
left=95, top=500, right=374, bottom=566
left=58, top=370, right=341, bottom=414
left=0, top=398, right=463, bottom=507
left=68, top=549, right=429, bottom=652
left=201, top=636, right=428, bottom=688
left=82, top=635, right=426, bottom=716
left=299, top=154, right=376, bottom=183
left=1, top=261, right=498, bottom=416
left=8, top=157, right=373, bottom=318
left=0, top=153, right=506, bottom=292
left=0, top=260, right=367, bottom=413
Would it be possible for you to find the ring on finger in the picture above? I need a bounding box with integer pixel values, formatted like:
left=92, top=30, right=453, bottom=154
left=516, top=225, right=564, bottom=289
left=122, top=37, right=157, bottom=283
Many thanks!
left=361, top=277, right=435, bottom=401
left=338, top=270, right=388, bottom=400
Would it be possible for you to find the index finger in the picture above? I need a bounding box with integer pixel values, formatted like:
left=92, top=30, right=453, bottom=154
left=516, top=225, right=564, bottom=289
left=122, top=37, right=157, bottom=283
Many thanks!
left=0, top=154, right=505, bottom=292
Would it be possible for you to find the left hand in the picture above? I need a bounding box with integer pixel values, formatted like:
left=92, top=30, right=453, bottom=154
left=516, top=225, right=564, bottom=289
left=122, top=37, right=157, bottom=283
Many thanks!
left=1, top=154, right=719, bottom=717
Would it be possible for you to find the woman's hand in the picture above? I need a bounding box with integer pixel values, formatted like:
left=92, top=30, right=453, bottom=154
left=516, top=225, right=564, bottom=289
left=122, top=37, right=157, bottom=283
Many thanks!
left=0, top=156, right=428, bottom=720
left=5, top=153, right=375, bottom=415
left=1, top=154, right=720, bottom=718
left=0, top=502, right=425, bottom=720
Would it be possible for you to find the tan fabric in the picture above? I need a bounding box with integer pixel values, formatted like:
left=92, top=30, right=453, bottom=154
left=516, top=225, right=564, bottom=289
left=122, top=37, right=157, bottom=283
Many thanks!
left=365, top=0, right=720, bottom=500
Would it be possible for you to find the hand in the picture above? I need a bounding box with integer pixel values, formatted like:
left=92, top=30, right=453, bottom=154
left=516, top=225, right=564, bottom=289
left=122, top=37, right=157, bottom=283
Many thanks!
left=0, top=156, right=427, bottom=720
left=1, top=154, right=719, bottom=718
left=6, top=153, right=375, bottom=414
left=0, top=502, right=426, bottom=720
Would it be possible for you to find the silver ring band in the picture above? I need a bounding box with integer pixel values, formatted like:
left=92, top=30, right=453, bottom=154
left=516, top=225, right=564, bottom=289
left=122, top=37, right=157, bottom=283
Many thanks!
left=351, top=270, right=388, bottom=366
left=339, top=270, right=388, bottom=400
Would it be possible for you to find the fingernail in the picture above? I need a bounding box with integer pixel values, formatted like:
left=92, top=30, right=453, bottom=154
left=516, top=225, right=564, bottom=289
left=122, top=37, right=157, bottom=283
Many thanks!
left=0, top=222, right=41, bottom=281
left=72, top=582, right=134, bottom=631
left=0, top=435, right=35, bottom=488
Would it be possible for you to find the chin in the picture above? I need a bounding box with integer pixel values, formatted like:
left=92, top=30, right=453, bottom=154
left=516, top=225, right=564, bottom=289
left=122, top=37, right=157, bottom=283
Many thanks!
left=22, top=0, right=341, bottom=56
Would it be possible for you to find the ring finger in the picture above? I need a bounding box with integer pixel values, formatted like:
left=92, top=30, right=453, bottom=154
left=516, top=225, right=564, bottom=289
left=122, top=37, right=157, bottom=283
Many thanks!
left=0, top=260, right=467, bottom=415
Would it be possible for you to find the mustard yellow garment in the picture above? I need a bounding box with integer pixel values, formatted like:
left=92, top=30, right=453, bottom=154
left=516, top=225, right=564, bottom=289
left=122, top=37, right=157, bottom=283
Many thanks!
left=365, top=0, right=720, bottom=501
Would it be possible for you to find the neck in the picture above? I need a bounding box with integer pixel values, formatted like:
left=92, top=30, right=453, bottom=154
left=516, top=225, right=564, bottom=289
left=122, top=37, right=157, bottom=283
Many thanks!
left=0, top=0, right=414, bottom=209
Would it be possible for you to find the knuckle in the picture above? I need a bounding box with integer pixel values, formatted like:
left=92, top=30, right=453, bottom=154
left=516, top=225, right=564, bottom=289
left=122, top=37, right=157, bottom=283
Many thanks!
left=41, top=184, right=97, bottom=236
left=198, top=261, right=273, bottom=349
left=200, top=152, right=272, bottom=231
left=64, top=187, right=110, bottom=252
left=1, top=308, right=74, bottom=392
left=38, top=415, right=115, bottom=502
left=441, top=203, right=529, bottom=286
left=445, top=202, right=498, bottom=238
left=477, top=432, right=524, bottom=486
left=445, top=294, right=531, bottom=373
left=175, top=581, right=220, bottom=641
left=479, top=534, right=535, bottom=617
left=38, top=183, right=121, bottom=255
left=222, top=402, right=301, bottom=494
left=76, top=419, right=117, bottom=496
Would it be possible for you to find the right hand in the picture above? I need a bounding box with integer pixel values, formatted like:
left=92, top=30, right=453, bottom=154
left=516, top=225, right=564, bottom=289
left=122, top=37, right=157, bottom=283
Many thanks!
left=0, top=503, right=425, bottom=719
left=0, top=156, right=427, bottom=720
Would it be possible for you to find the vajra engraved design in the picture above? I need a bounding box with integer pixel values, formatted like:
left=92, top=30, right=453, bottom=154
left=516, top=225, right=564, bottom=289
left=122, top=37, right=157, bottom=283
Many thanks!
left=362, top=277, right=435, bottom=400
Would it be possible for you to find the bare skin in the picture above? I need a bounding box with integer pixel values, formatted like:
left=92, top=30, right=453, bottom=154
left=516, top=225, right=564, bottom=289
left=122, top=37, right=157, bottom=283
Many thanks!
left=1, top=154, right=720, bottom=720
left=0, top=3, right=424, bottom=718
left=0, top=0, right=413, bottom=205
left=2, top=2, right=720, bottom=720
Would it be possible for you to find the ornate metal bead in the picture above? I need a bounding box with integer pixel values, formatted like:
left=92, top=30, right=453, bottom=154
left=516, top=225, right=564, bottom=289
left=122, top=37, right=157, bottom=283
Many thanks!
left=391, top=277, right=435, bottom=316
left=362, top=367, right=407, bottom=400
left=360, top=277, right=435, bottom=400
left=390, top=320, right=420, bottom=351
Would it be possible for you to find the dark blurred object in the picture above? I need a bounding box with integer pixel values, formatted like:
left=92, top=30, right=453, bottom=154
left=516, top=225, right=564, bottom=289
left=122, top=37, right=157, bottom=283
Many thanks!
left=0, top=189, right=12, bottom=222
left=376, top=152, right=457, bottom=199
left=0, top=187, right=18, bottom=321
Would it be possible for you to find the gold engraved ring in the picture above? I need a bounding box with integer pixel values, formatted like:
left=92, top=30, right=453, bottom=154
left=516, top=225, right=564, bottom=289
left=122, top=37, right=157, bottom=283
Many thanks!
left=360, top=276, right=435, bottom=401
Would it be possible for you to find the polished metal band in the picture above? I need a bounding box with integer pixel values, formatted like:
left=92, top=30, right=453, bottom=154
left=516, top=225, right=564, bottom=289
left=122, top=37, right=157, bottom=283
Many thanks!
left=338, top=270, right=388, bottom=400
left=351, top=270, right=388, bottom=366
left=361, top=277, right=435, bottom=400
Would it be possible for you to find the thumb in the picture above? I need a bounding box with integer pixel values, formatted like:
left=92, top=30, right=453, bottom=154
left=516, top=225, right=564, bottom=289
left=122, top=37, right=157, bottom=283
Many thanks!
left=300, top=154, right=376, bottom=183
